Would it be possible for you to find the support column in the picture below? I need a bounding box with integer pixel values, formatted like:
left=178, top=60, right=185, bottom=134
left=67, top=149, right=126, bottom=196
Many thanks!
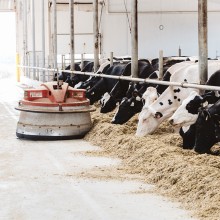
left=131, top=0, right=138, bottom=78
left=93, top=0, right=99, bottom=72
left=159, top=50, right=163, bottom=80
left=42, top=0, right=45, bottom=82
left=23, top=0, right=28, bottom=77
left=53, top=0, right=57, bottom=70
left=70, top=0, right=75, bottom=77
left=198, top=0, right=208, bottom=85
left=31, top=0, right=36, bottom=80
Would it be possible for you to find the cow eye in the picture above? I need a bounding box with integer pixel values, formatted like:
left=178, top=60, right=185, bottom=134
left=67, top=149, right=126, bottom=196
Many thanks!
left=186, top=104, right=191, bottom=109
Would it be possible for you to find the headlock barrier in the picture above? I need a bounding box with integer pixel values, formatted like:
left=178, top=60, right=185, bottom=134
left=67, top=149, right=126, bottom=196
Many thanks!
left=18, top=65, right=220, bottom=92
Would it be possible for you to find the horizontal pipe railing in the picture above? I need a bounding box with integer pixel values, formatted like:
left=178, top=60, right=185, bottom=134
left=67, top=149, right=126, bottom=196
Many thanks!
left=18, top=65, right=220, bottom=92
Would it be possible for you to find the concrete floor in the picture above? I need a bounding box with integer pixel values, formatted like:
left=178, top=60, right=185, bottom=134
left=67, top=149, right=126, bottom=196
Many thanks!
left=0, top=77, right=196, bottom=220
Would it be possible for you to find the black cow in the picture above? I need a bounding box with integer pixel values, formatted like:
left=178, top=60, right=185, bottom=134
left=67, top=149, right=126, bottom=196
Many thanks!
left=193, top=104, right=220, bottom=155
left=53, top=62, right=81, bottom=81
left=76, top=61, right=114, bottom=90
left=86, top=62, right=133, bottom=105
left=100, top=59, right=155, bottom=113
left=65, top=61, right=94, bottom=87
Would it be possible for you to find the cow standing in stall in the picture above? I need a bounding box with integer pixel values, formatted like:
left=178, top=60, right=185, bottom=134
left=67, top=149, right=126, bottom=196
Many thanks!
left=75, top=60, right=112, bottom=90
left=167, top=70, right=220, bottom=152
left=86, top=62, right=131, bottom=105
left=193, top=101, right=220, bottom=155
left=111, top=60, right=195, bottom=124
left=136, top=60, right=220, bottom=137
left=100, top=59, right=155, bottom=113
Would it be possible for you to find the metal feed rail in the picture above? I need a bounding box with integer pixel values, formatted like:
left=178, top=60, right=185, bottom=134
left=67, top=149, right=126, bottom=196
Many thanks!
left=19, top=65, right=220, bottom=92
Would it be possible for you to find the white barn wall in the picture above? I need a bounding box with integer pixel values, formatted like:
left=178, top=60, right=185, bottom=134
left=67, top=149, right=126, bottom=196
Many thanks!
left=138, top=13, right=199, bottom=59
left=208, top=13, right=220, bottom=59
left=16, top=0, right=220, bottom=67
left=57, top=9, right=94, bottom=55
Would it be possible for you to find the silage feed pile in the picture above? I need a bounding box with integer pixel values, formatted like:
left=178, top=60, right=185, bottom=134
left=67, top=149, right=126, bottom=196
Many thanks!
left=84, top=106, right=220, bottom=220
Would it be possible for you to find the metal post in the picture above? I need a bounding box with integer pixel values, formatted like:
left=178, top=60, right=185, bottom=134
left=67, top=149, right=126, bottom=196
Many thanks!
left=81, top=54, right=84, bottom=70
left=70, top=0, right=75, bottom=77
left=178, top=46, right=181, bottom=57
left=16, top=53, right=20, bottom=82
left=42, top=0, right=45, bottom=82
left=48, top=1, right=52, bottom=68
left=198, top=0, right=208, bottom=85
left=27, top=53, right=30, bottom=78
left=37, top=55, right=39, bottom=80
left=93, top=0, right=99, bottom=72
left=110, top=52, right=113, bottom=67
left=31, top=0, right=36, bottom=80
left=62, top=54, right=65, bottom=69
left=131, top=0, right=138, bottom=78
left=53, top=0, right=57, bottom=70
left=23, top=0, right=28, bottom=77
left=159, top=50, right=163, bottom=80
left=48, top=56, right=50, bottom=82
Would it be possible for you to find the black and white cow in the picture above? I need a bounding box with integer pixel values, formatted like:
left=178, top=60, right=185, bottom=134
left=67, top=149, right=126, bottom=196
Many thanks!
left=111, top=71, right=160, bottom=124
left=100, top=59, right=155, bottom=113
left=193, top=103, right=220, bottom=155
left=54, top=62, right=81, bottom=82
left=75, top=60, right=112, bottom=90
left=112, top=60, right=195, bottom=125
left=65, top=61, right=94, bottom=87
left=136, top=60, right=220, bottom=137
left=169, top=70, right=220, bottom=127
left=86, top=62, right=132, bottom=105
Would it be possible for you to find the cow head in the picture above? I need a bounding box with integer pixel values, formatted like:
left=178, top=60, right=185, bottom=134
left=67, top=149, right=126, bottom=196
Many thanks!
left=170, top=90, right=220, bottom=127
left=86, top=89, right=104, bottom=105
left=100, top=92, right=117, bottom=113
left=135, top=105, right=162, bottom=136
left=169, top=91, right=200, bottom=127
left=111, top=96, right=143, bottom=124
left=86, top=79, right=106, bottom=105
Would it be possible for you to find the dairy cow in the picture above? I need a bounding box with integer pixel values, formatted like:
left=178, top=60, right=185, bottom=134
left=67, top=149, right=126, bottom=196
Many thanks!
left=193, top=103, right=220, bottom=155
left=111, top=71, right=160, bottom=124
left=169, top=90, right=220, bottom=150
left=65, top=61, right=94, bottom=87
left=169, top=70, right=220, bottom=127
left=75, top=61, right=111, bottom=89
left=86, top=62, right=132, bottom=105
left=54, top=62, right=81, bottom=82
left=136, top=60, right=220, bottom=137
left=100, top=60, right=155, bottom=113
left=112, top=61, right=195, bottom=125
